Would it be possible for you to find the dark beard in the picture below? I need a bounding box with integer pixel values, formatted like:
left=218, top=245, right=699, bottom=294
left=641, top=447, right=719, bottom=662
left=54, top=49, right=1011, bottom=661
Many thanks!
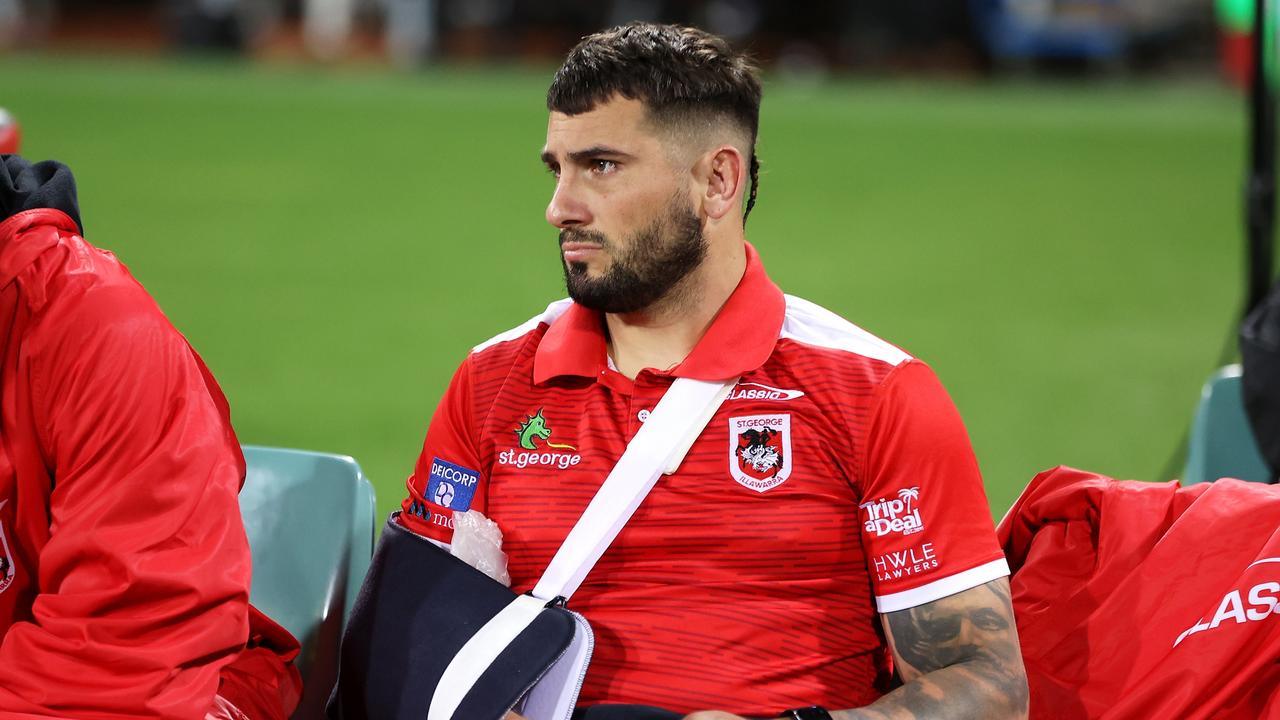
left=560, top=200, right=707, bottom=314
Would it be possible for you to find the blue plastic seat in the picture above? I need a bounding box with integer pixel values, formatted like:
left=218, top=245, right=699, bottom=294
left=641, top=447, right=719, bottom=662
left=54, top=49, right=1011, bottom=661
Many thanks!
left=1183, top=365, right=1272, bottom=485
left=239, top=446, right=377, bottom=718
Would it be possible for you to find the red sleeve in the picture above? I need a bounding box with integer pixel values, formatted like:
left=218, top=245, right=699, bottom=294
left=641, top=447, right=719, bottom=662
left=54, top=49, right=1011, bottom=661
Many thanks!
left=858, top=360, right=1008, bottom=613
left=399, top=355, right=485, bottom=544
left=213, top=606, right=303, bottom=720
left=0, top=281, right=251, bottom=718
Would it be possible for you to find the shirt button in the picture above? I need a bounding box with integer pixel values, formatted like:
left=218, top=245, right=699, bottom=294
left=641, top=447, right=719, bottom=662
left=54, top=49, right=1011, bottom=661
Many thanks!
left=637, top=409, right=651, bottom=422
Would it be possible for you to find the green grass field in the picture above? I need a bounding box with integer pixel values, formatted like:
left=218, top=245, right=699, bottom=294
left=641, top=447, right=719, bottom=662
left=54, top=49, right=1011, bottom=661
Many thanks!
left=0, top=54, right=1248, bottom=520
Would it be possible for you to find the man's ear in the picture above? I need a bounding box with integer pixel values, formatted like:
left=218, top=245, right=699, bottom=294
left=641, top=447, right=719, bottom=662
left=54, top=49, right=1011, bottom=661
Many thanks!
left=698, top=144, right=745, bottom=222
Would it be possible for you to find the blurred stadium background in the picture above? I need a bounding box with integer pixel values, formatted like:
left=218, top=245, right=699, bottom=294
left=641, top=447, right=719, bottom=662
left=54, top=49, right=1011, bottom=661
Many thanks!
left=0, top=0, right=1267, bottom=520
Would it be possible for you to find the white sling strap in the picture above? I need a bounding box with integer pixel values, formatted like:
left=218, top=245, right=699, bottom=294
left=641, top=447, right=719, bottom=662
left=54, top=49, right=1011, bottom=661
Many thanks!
left=531, top=376, right=736, bottom=601
left=428, top=375, right=737, bottom=720
left=427, top=593, right=546, bottom=720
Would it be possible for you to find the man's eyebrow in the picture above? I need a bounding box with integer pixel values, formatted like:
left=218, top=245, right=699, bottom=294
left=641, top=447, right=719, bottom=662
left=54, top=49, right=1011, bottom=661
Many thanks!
left=540, top=146, right=634, bottom=165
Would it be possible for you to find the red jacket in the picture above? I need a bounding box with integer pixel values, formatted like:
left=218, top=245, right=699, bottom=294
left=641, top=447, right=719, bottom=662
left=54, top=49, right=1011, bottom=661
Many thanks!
left=0, top=207, right=294, bottom=719
left=999, top=466, right=1280, bottom=719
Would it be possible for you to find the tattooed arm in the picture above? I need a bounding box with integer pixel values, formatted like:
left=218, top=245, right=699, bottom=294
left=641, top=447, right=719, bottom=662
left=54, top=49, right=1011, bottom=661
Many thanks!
left=683, top=578, right=1028, bottom=720
left=844, top=577, right=1028, bottom=720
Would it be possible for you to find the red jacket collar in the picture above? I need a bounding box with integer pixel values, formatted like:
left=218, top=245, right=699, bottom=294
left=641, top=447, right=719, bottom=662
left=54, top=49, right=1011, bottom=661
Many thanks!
left=0, top=208, right=77, bottom=290
left=533, top=242, right=785, bottom=383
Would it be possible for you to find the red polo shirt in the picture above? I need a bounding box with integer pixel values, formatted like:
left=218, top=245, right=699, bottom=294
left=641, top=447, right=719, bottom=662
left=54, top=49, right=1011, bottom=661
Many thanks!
left=400, top=244, right=1007, bottom=714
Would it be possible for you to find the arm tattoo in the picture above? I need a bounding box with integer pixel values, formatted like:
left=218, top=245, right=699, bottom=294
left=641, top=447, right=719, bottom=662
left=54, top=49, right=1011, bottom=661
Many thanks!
left=829, top=578, right=1029, bottom=720
left=886, top=579, right=1011, bottom=674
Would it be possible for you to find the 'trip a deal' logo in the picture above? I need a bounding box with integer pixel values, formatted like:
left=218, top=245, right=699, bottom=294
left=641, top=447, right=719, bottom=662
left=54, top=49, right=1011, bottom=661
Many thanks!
left=860, top=487, right=924, bottom=537
left=498, top=408, right=583, bottom=470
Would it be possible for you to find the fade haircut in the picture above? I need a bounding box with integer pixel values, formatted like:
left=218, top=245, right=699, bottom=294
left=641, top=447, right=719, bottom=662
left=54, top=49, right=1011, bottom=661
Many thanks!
left=547, top=22, right=764, bottom=223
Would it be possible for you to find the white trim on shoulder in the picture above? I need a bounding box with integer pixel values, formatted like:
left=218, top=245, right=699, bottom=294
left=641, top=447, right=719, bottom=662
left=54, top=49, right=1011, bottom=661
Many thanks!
left=472, top=298, right=574, bottom=353
left=874, top=558, right=1010, bottom=613
left=780, top=295, right=912, bottom=366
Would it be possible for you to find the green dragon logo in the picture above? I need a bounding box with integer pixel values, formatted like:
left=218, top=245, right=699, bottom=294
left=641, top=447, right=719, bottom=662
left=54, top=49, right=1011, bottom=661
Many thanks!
left=515, top=409, right=577, bottom=451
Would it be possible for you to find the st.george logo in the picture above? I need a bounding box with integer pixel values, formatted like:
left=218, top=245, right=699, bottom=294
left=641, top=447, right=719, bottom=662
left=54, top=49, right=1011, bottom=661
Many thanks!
left=515, top=408, right=577, bottom=451
left=500, top=408, right=583, bottom=470
left=728, top=413, right=792, bottom=492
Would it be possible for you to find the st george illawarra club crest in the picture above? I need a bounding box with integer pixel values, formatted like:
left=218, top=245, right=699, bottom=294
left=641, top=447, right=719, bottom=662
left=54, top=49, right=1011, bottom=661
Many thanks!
left=728, top=413, right=792, bottom=492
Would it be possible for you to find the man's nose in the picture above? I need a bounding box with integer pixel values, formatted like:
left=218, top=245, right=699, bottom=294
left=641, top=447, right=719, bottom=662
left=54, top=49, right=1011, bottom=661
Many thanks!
left=546, top=178, right=591, bottom=229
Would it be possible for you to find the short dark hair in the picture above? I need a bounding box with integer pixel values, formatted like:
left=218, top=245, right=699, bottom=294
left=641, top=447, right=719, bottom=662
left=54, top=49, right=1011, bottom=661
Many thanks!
left=547, top=22, right=764, bottom=223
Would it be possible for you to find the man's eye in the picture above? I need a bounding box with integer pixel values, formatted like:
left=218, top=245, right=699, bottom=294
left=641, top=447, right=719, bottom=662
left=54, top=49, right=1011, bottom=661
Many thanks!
left=546, top=165, right=560, bottom=178
left=591, top=159, right=617, bottom=174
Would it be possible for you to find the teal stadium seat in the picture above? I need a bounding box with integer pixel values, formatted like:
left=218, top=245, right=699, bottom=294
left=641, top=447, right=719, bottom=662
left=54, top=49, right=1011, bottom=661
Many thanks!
left=1183, top=365, right=1272, bottom=485
left=239, top=446, right=377, bottom=718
